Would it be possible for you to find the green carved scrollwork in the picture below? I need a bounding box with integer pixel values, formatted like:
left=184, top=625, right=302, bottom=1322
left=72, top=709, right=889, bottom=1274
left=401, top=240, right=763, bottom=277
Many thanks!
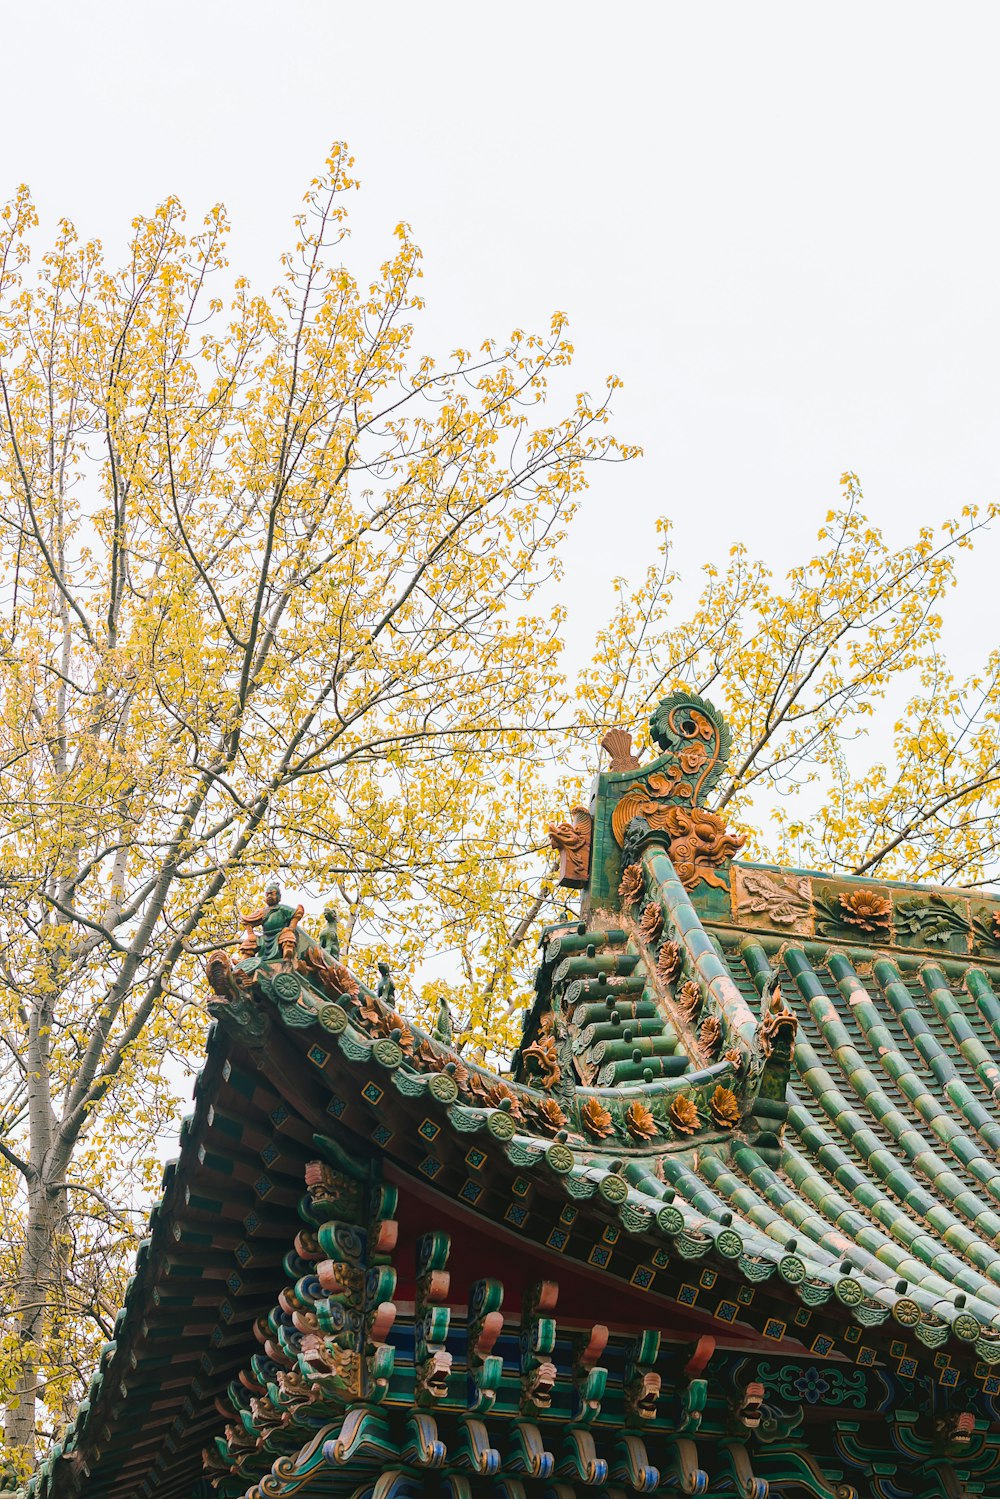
left=648, top=690, right=732, bottom=805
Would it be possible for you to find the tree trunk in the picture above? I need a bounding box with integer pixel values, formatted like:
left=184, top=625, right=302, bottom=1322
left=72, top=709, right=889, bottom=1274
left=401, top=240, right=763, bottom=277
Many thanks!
left=4, top=1178, right=62, bottom=1458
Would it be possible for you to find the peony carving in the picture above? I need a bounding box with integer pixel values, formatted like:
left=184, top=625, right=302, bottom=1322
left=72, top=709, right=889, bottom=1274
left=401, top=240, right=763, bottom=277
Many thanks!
left=639, top=902, right=664, bottom=944
left=581, top=1096, right=614, bottom=1138
left=669, top=1094, right=700, bottom=1135
left=625, top=1099, right=658, bottom=1140
left=838, top=889, right=891, bottom=932
left=657, top=939, right=682, bottom=985
left=709, top=1084, right=740, bottom=1129
left=319, top=958, right=360, bottom=1001
left=699, top=1014, right=722, bottom=1057
left=357, top=995, right=414, bottom=1053
left=677, top=979, right=702, bottom=1020
left=618, top=862, right=645, bottom=906
left=535, top=1097, right=567, bottom=1133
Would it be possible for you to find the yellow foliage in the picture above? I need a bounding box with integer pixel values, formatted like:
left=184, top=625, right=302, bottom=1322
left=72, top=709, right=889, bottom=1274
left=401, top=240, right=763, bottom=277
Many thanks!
left=0, top=143, right=632, bottom=1457
left=572, top=477, right=1000, bottom=884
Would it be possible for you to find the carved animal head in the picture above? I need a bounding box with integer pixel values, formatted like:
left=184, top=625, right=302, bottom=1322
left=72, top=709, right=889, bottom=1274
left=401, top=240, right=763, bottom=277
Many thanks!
left=206, top=949, right=236, bottom=998
left=628, top=1370, right=661, bottom=1419
left=526, top=1358, right=557, bottom=1409
left=418, top=1348, right=453, bottom=1400
left=937, top=1410, right=975, bottom=1449
left=734, top=1380, right=765, bottom=1429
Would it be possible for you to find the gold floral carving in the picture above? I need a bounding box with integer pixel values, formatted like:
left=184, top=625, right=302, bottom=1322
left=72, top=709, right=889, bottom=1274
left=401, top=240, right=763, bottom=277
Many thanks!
left=709, top=1084, right=740, bottom=1130
left=625, top=1099, right=658, bottom=1140
left=724, top=1046, right=743, bottom=1072
left=838, top=889, right=891, bottom=932
left=699, top=1014, right=722, bottom=1057
left=638, top=902, right=664, bottom=944
left=484, top=1079, right=524, bottom=1117
left=657, top=939, right=682, bottom=985
left=669, top=1094, right=699, bottom=1135
left=417, top=1040, right=471, bottom=1095
left=467, top=1070, right=522, bottom=1117
left=618, top=862, right=645, bottom=905
left=535, top=1097, right=567, bottom=1133
left=357, top=996, right=415, bottom=1053
left=581, top=1096, right=614, bottom=1138
left=677, top=979, right=702, bottom=1020
left=317, top=957, right=360, bottom=1000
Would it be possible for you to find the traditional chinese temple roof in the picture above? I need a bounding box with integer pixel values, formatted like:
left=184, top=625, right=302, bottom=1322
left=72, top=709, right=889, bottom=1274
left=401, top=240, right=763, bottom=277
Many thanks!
left=24, top=693, right=1000, bottom=1499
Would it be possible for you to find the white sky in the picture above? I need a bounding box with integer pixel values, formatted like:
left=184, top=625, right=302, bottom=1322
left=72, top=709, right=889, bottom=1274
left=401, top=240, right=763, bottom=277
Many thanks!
left=3, top=0, right=998, bottom=670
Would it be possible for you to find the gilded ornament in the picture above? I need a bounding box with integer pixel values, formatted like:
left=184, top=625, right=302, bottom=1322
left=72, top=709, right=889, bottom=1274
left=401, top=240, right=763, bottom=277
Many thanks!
left=625, top=1099, right=657, bottom=1140
left=601, top=726, right=641, bottom=771
left=724, top=1046, right=743, bottom=1071
left=546, top=804, right=593, bottom=889
left=708, top=1084, right=739, bottom=1129
left=483, top=1079, right=524, bottom=1119
left=535, top=1097, right=567, bottom=1133
left=677, top=979, right=702, bottom=1020
left=618, top=862, right=645, bottom=906
left=320, top=958, right=359, bottom=1000
left=657, top=939, right=681, bottom=985
left=611, top=795, right=745, bottom=891
left=669, top=1094, right=700, bottom=1135
left=581, top=1096, right=614, bottom=1138
left=521, top=1033, right=561, bottom=1090
left=699, top=1014, right=722, bottom=1057
left=638, top=902, right=664, bottom=944
left=664, top=806, right=745, bottom=892
left=648, top=691, right=730, bottom=792
left=837, top=889, right=892, bottom=932
left=759, top=977, right=797, bottom=1057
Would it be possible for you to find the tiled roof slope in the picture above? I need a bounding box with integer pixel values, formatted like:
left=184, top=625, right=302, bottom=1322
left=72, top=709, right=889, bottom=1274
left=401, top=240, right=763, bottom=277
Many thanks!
left=20, top=691, right=1000, bottom=1499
